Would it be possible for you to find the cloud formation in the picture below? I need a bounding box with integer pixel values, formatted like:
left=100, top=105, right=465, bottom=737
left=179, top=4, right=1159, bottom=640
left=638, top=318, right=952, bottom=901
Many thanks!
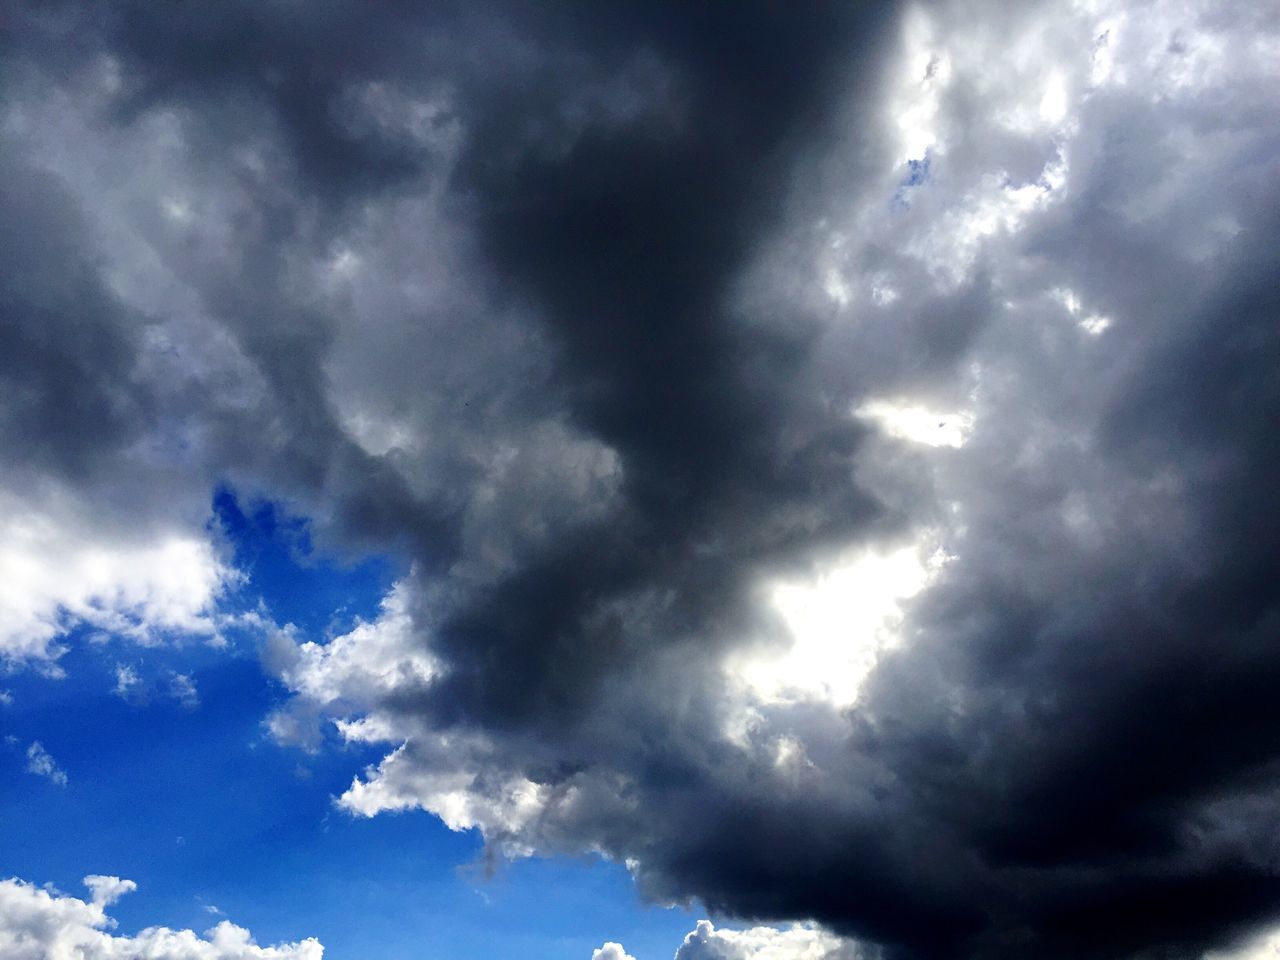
left=25, top=741, right=67, bottom=787
left=4, top=0, right=1280, bottom=957
left=674, top=920, right=867, bottom=960
left=0, top=875, right=322, bottom=959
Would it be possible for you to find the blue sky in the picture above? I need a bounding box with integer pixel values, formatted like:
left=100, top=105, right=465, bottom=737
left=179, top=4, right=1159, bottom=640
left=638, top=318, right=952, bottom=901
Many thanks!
left=1, top=489, right=699, bottom=959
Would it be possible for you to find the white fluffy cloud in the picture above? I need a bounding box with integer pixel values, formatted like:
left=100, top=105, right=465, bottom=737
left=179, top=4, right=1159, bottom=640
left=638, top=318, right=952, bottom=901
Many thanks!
left=337, top=738, right=552, bottom=855
left=267, top=582, right=432, bottom=724
left=592, top=942, right=637, bottom=960
left=265, top=581, right=562, bottom=853
left=0, top=486, right=236, bottom=669
left=264, top=580, right=436, bottom=750
left=0, top=875, right=322, bottom=960
left=674, top=921, right=865, bottom=960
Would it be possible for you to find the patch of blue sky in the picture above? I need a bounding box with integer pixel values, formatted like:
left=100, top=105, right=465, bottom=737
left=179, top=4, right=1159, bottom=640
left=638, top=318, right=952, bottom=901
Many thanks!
left=211, top=485, right=399, bottom=638
left=0, top=486, right=701, bottom=959
left=892, top=151, right=932, bottom=208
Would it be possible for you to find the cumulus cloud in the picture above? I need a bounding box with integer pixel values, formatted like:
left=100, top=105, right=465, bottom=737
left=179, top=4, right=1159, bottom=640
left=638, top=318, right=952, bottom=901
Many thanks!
left=264, top=581, right=434, bottom=750
left=0, top=875, right=322, bottom=960
left=592, top=942, right=637, bottom=960
left=0, top=487, right=236, bottom=668
left=4, top=0, right=1280, bottom=958
left=675, top=920, right=867, bottom=960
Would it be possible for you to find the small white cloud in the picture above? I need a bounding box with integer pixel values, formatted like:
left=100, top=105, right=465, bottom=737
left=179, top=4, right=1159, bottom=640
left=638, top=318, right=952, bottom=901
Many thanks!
left=592, top=942, right=637, bottom=960
left=113, top=663, right=141, bottom=699
left=83, top=875, right=136, bottom=908
left=169, top=672, right=200, bottom=710
left=26, top=741, right=67, bottom=786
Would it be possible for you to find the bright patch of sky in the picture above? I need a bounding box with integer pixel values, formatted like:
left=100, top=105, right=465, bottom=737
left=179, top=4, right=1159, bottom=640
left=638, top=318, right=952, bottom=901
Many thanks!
left=729, top=540, right=945, bottom=707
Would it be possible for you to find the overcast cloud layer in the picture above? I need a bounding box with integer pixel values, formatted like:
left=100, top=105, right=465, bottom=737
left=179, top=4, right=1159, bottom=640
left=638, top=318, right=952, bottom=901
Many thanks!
left=4, top=1, right=1280, bottom=957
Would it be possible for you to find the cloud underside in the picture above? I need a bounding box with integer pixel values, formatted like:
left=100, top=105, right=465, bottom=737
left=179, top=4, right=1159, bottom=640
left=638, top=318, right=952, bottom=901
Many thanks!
left=0, top=876, right=322, bottom=960
left=3, top=0, right=1280, bottom=958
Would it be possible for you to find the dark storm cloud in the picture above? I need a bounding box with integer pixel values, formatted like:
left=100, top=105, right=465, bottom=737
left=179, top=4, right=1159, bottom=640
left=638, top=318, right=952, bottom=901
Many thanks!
left=0, top=151, right=150, bottom=477
left=426, top=2, right=903, bottom=726
left=4, top=2, right=1280, bottom=959
left=836, top=199, right=1280, bottom=960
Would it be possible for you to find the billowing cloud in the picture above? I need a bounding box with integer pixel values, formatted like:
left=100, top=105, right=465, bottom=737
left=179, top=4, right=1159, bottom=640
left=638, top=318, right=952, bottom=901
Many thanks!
left=0, top=875, right=322, bottom=959
left=4, top=0, right=1280, bottom=958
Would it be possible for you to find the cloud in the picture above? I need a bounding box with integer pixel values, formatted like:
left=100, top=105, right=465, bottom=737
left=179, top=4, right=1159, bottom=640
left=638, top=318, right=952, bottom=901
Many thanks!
left=114, top=663, right=141, bottom=699
left=169, top=672, right=200, bottom=710
left=264, top=581, right=434, bottom=750
left=0, top=487, right=237, bottom=668
left=26, top=742, right=67, bottom=787
left=0, top=875, right=322, bottom=960
left=4, top=0, right=1280, bottom=958
left=675, top=920, right=867, bottom=960
left=592, top=942, right=637, bottom=960
left=83, top=875, right=136, bottom=908
left=0, top=144, right=244, bottom=670
left=590, top=920, right=872, bottom=960
left=255, top=0, right=1280, bottom=952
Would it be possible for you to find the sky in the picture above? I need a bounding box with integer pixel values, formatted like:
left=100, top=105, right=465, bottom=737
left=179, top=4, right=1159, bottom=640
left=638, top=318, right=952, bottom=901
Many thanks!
left=1, top=1, right=1279, bottom=958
